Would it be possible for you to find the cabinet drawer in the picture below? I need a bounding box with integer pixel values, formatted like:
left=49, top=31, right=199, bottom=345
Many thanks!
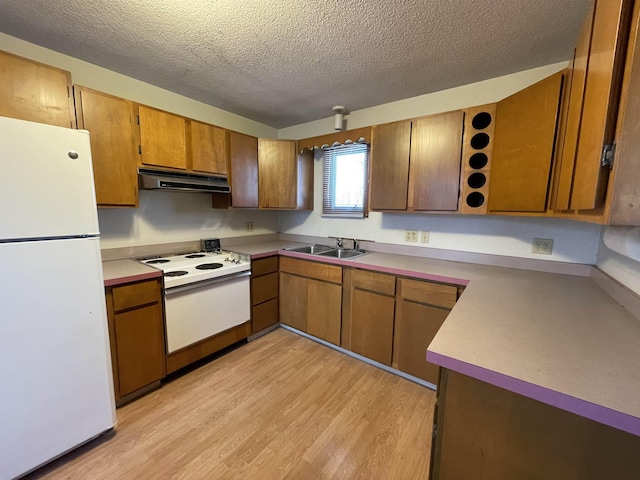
left=252, top=272, right=278, bottom=305
left=252, top=256, right=278, bottom=277
left=252, top=298, right=279, bottom=333
left=398, top=278, right=457, bottom=309
left=351, top=269, right=395, bottom=296
left=112, top=279, right=161, bottom=312
left=280, top=257, right=342, bottom=284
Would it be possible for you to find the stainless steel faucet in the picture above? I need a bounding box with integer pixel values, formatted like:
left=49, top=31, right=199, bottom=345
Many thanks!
left=335, top=237, right=343, bottom=248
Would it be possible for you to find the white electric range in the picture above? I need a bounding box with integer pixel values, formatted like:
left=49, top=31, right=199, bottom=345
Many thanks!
left=141, top=249, right=251, bottom=354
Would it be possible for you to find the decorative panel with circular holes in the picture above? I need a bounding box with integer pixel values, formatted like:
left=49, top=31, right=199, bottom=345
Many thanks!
left=459, top=104, right=496, bottom=215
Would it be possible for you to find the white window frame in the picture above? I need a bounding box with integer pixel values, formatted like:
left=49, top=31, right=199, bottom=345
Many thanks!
left=322, top=143, right=369, bottom=218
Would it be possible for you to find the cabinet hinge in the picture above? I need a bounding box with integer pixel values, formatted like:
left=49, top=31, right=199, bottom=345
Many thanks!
left=138, top=145, right=142, bottom=155
left=601, top=144, right=615, bottom=168
left=136, top=115, right=140, bottom=125
left=67, top=85, right=70, bottom=98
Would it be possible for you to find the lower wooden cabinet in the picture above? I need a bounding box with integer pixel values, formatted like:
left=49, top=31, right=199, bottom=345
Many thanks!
left=342, top=269, right=396, bottom=365
left=251, top=256, right=279, bottom=334
left=279, top=257, right=342, bottom=345
left=431, top=369, right=640, bottom=479
left=105, top=278, right=166, bottom=404
left=393, top=278, right=457, bottom=384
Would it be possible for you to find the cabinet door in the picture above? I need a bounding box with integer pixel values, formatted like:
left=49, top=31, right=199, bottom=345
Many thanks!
left=258, top=138, right=297, bottom=208
left=558, top=0, right=634, bottom=210
left=74, top=87, right=138, bottom=207
left=138, top=105, right=187, bottom=170
left=369, top=121, right=411, bottom=210
left=190, top=120, right=228, bottom=175
left=229, top=131, right=259, bottom=208
left=114, top=302, right=165, bottom=397
left=0, top=51, right=74, bottom=128
left=409, top=111, right=464, bottom=211
left=279, top=272, right=308, bottom=332
left=344, top=269, right=396, bottom=365
left=306, top=279, right=341, bottom=345
left=489, top=72, right=564, bottom=212
left=393, top=279, right=457, bottom=384
left=252, top=298, right=279, bottom=334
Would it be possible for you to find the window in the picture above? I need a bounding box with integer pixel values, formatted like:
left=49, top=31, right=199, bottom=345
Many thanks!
left=322, top=143, right=369, bottom=217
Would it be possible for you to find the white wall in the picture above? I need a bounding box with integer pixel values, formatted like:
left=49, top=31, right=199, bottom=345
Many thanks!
left=98, top=191, right=278, bottom=249
left=279, top=62, right=568, bottom=139
left=0, top=33, right=277, bottom=138
left=597, top=229, right=640, bottom=295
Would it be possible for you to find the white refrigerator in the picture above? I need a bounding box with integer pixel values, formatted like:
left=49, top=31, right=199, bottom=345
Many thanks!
left=0, top=117, right=116, bottom=480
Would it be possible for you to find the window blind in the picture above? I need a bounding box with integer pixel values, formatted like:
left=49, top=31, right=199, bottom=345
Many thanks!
left=322, top=143, right=369, bottom=217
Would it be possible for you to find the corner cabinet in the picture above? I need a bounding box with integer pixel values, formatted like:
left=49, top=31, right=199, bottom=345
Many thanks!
left=0, top=50, right=75, bottom=128
left=74, top=86, right=139, bottom=207
left=279, top=257, right=342, bottom=345
left=105, top=278, right=166, bottom=405
left=258, top=139, right=313, bottom=210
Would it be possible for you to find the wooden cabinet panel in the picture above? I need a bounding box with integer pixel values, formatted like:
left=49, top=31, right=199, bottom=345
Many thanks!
left=399, top=278, right=457, bottom=309
left=252, top=298, right=279, bottom=333
left=252, top=256, right=279, bottom=277
left=409, top=111, right=464, bottom=211
left=0, top=50, right=74, bottom=128
left=307, top=280, right=341, bottom=345
left=432, top=370, right=640, bottom=480
left=190, top=120, right=228, bottom=175
left=138, top=105, right=187, bottom=170
left=489, top=72, right=564, bottom=212
left=570, top=0, right=634, bottom=210
left=279, top=272, right=308, bottom=331
left=252, top=272, right=278, bottom=305
left=556, top=4, right=595, bottom=210
left=112, top=279, right=161, bottom=312
left=350, top=269, right=395, bottom=296
left=393, top=296, right=450, bottom=384
left=74, top=86, right=138, bottom=207
left=350, top=288, right=395, bottom=365
left=258, top=138, right=297, bottom=208
left=369, top=121, right=412, bottom=210
left=115, top=302, right=165, bottom=397
left=280, top=256, right=342, bottom=284
left=229, top=131, right=258, bottom=208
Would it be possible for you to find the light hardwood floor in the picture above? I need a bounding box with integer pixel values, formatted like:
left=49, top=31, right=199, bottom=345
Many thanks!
left=27, top=328, right=436, bottom=480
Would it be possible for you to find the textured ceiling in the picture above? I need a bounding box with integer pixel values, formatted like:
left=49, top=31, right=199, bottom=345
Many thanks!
left=0, top=0, right=590, bottom=128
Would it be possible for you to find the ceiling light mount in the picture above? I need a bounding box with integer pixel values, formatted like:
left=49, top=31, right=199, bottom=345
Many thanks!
left=333, top=105, right=346, bottom=131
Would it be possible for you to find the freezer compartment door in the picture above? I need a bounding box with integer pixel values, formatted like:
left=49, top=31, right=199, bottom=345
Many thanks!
left=0, top=237, right=116, bottom=480
left=0, top=116, right=99, bottom=240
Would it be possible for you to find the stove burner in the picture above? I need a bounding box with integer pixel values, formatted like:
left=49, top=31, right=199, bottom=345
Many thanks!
left=195, top=263, right=224, bottom=270
left=185, top=254, right=206, bottom=258
left=146, top=259, right=170, bottom=264
left=165, top=270, right=189, bottom=277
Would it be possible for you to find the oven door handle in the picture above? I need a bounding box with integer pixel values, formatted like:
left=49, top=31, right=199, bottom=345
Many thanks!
left=164, top=270, right=251, bottom=295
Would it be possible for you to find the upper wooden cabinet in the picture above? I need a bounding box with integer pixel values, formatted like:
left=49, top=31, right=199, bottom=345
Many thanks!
left=227, top=131, right=259, bottom=208
left=138, top=105, right=187, bottom=170
left=74, top=86, right=138, bottom=207
left=258, top=138, right=313, bottom=210
left=0, top=50, right=75, bottom=128
left=370, top=113, right=463, bottom=212
left=489, top=72, right=564, bottom=213
left=555, top=0, right=634, bottom=212
left=189, top=120, right=228, bottom=175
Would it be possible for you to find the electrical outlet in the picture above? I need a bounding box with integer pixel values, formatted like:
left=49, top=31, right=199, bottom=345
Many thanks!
left=405, top=230, right=418, bottom=242
left=246, top=222, right=254, bottom=232
left=421, top=231, right=430, bottom=243
left=532, top=238, right=554, bottom=255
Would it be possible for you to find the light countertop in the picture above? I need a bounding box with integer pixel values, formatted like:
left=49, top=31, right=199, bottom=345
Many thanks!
left=102, top=259, right=162, bottom=287
left=102, top=241, right=640, bottom=436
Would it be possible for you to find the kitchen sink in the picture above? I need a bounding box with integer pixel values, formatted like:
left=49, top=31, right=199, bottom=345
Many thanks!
left=285, top=244, right=336, bottom=254
left=316, top=248, right=367, bottom=259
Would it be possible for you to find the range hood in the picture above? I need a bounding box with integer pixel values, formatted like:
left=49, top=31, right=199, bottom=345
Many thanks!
left=138, top=168, right=230, bottom=193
